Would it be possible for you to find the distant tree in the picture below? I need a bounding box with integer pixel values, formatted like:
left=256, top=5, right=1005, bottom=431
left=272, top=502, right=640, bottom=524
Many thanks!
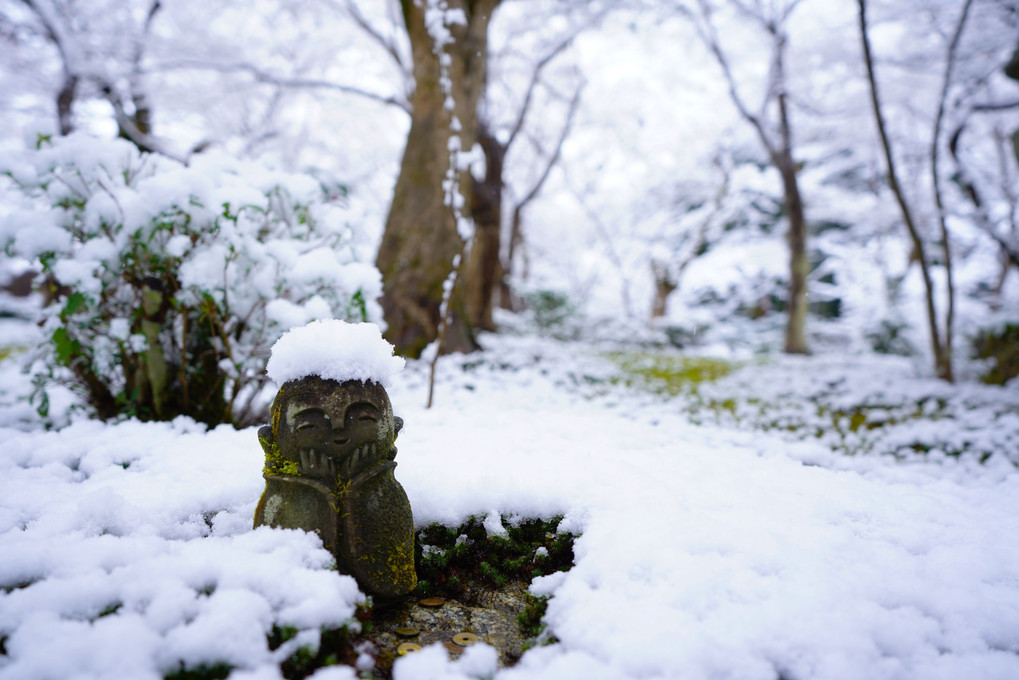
left=3, top=0, right=169, bottom=153
left=648, top=152, right=731, bottom=321
left=374, top=0, right=499, bottom=359
left=678, top=0, right=811, bottom=354
left=856, top=0, right=1017, bottom=380
left=946, top=11, right=1019, bottom=303
left=374, top=0, right=596, bottom=355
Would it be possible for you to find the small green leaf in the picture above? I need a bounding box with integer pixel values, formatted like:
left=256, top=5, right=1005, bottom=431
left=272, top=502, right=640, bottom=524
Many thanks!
left=350, top=290, right=368, bottom=322
left=52, top=327, right=79, bottom=366
left=60, top=292, right=87, bottom=321
left=35, top=390, right=50, bottom=418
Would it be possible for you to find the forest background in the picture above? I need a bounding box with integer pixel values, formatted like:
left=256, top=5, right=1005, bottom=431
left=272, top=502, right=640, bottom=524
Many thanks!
left=1, top=0, right=1017, bottom=418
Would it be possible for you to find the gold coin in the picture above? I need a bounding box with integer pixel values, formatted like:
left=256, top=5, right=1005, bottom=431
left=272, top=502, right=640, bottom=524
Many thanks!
left=452, top=632, right=479, bottom=646
left=419, top=597, right=445, bottom=608
left=394, top=627, right=420, bottom=638
left=397, top=642, right=422, bottom=655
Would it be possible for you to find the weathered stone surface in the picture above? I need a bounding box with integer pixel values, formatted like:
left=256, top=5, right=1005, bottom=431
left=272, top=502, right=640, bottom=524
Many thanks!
left=254, top=376, right=416, bottom=598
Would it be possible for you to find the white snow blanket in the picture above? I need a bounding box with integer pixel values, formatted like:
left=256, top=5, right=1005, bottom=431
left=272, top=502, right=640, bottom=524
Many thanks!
left=1, top=335, right=1018, bottom=680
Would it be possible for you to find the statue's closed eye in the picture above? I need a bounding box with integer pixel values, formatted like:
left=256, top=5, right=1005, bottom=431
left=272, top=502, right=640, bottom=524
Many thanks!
left=345, top=402, right=381, bottom=426
left=293, top=408, right=329, bottom=432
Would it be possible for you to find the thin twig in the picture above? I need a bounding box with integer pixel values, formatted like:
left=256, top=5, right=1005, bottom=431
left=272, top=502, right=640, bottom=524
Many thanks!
left=151, top=60, right=411, bottom=113
left=857, top=0, right=947, bottom=380
left=929, top=0, right=973, bottom=382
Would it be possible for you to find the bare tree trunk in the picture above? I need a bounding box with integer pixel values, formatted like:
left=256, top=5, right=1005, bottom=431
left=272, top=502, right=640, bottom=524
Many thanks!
left=377, top=0, right=497, bottom=358
left=56, top=73, right=77, bottom=135
left=462, top=122, right=504, bottom=331
left=690, top=0, right=810, bottom=354
left=857, top=0, right=951, bottom=381
left=650, top=261, right=677, bottom=319
left=500, top=204, right=527, bottom=311
left=928, top=0, right=973, bottom=383
left=19, top=0, right=78, bottom=135
left=776, top=153, right=809, bottom=353
left=773, top=38, right=809, bottom=354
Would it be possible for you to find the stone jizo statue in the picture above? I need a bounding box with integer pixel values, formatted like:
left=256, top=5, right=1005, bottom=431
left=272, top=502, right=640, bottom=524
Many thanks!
left=253, top=321, right=416, bottom=599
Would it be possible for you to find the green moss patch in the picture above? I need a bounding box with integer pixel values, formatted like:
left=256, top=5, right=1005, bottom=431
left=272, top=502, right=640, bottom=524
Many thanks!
left=600, top=350, right=1011, bottom=464
left=606, top=352, right=740, bottom=396
left=414, top=515, right=576, bottom=600
left=267, top=624, right=357, bottom=680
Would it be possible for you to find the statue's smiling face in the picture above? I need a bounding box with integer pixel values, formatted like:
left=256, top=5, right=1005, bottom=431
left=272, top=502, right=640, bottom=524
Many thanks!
left=288, top=400, right=385, bottom=459
left=272, top=377, right=400, bottom=480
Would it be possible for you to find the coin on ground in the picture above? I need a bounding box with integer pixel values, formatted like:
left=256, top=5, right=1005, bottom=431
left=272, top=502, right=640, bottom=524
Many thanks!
left=397, top=643, right=422, bottom=655
left=418, top=597, right=445, bottom=608
left=452, top=632, right=479, bottom=646
left=394, top=627, right=420, bottom=638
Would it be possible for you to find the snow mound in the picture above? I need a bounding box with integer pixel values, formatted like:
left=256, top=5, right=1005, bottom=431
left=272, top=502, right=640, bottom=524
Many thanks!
left=266, top=320, right=405, bottom=387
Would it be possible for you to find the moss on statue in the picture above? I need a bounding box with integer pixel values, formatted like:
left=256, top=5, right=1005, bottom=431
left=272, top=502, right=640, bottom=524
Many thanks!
left=254, top=376, right=416, bottom=599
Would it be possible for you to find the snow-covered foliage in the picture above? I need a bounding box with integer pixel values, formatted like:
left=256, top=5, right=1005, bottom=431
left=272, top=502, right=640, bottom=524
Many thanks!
left=1, top=334, right=1018, bottom=679
left=0, top=133, right=381, bottom=425
left=508, top=0, right=1019, bottom=369
left=608, top=350, right=1019, bottom=468
left=0, top=402, right=363, bottom=679
left=266, top=320, right=405, bottom=388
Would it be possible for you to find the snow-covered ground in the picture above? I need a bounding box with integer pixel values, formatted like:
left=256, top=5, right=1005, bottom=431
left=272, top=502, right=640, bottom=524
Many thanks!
left=2, top=327, right=1019, bottom=680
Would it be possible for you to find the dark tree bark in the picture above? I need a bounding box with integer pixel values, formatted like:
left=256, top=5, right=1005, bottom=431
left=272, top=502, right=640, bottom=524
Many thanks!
left=771, top=21, right=808, bottom=354
left=776, top=149, right=809, bottom=354
left=463, top=122, right=505, bottom=331
left=690, top=0, right=810, bottom=354
left=857, top=0, right=952, bottom=381
left=56, top=73, right=77, bottom=135
left=650, top=261, right=678, bottom=319
left=377, top=0, right=498, bottom=358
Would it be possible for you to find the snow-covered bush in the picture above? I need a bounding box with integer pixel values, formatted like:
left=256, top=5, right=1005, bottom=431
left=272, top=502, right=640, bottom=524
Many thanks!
left=1, top=133, right=382, bottom=426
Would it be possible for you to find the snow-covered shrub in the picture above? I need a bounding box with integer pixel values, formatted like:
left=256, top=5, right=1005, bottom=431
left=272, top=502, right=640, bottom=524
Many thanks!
left=521, top=289, right=581, bottom=340
left=1, top=133, right=382, bottom=426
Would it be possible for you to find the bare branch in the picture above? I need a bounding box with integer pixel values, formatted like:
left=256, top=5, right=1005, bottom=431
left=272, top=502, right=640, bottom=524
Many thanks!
left=506, top=82, right=583, bottom=277
left=948, top=125, right=1019, bottom=269
left=972, top=99, right=1019, bottom=112
left=728, top=0, right=771, bottom=31
left=514, top=81, right=583, bottom=212
left=565, top=177, right=635, bottom=319
left=930, top=0, right=974, bottom=372
left=144, top=0, right=162, bottom=31
left=858, top=0, right=949, bottom=379
left=337, top=0, right=409, bottom=75
left=16, top=0, right=67, bottom=64
left=151, top=60, right=411, bottom=113
left=98, top=84, right=186, bottom=164
left=502, top=9, right=604, bottom=152
left=778, top=0, right=805, bottom=26
left=692, top=0, right=777, bottom=155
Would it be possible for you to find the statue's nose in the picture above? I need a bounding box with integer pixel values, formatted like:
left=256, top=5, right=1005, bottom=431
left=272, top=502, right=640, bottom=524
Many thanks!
left=332, top=426, right=349, bottom=445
